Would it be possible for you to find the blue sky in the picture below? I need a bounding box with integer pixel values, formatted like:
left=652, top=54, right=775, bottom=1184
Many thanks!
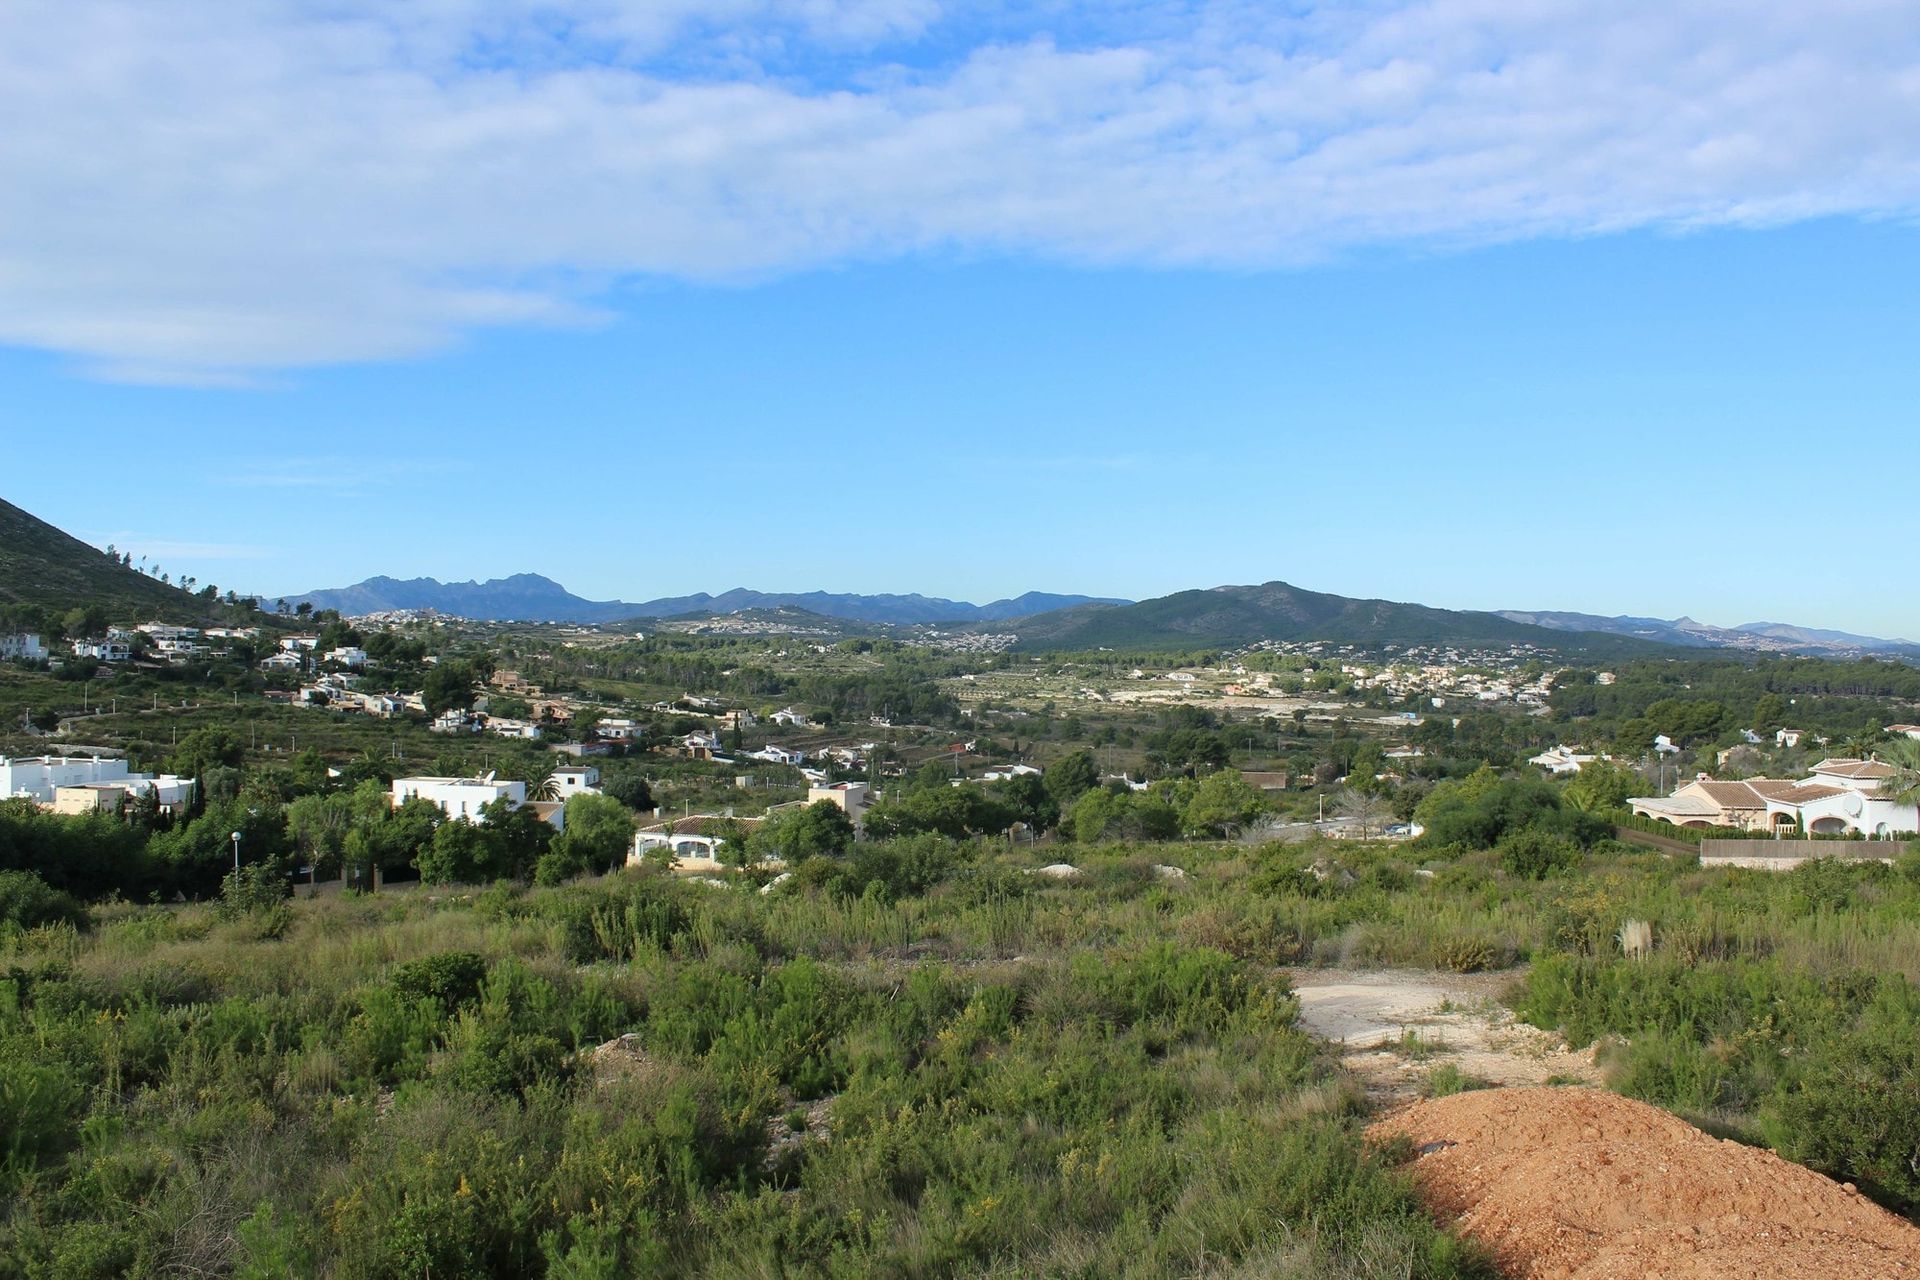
left=3, top=2, right=1919, bottom=636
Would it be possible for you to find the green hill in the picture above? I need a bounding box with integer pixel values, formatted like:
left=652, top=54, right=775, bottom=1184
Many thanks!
left=0, top=497, right=220, bottom=623
left=1007, top=580, right=1674, bottom=659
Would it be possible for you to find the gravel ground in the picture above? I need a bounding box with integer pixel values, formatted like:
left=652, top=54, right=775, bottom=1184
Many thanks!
left=1288, top=967, right=1599, bottom=1104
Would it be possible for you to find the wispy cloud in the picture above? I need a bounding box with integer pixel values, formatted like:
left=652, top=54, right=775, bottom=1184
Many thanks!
left=4, top=1, right=1919, bottom=382
left=211, top=457, right=461, bottom=494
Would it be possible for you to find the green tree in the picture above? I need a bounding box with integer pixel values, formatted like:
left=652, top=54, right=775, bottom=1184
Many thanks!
left=423, top=660, right=480, bottom=716
left=1045, top=751, right=1100, bottom=809
left=169, top=726, right=244, bottom=777
left=1181, top=771, right=1268, bottom=839
left=994, top=773, right=1059, bottom=832
left=286, top=793, right=352, bottom=882
left=1065, top=788, right=1123, bottom=843
left=419, top=819, right=497, bottom=885
left=600, top=772, right=654, bottom=813
left=750, top=801, right=856, bottom=862
left=1563, top=758, right=1640, bottom=813
left=553, top=793, right=635, bottom=875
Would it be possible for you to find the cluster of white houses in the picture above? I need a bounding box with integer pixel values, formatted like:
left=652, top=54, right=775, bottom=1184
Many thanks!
left=0, top=754, right=196, bottom=814
left=1630, top=758, right=1917, bottom=838
left=3, top=624, right=276, bottom=668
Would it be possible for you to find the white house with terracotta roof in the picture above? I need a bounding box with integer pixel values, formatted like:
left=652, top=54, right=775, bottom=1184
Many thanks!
left=1806, top=758, right=1898, bottom=791
left=1888, top=724, right=1920, bottom=742
left=1528, top=746, right=1597, bottom=775
left=1631, top=758, right=1915, bottom=837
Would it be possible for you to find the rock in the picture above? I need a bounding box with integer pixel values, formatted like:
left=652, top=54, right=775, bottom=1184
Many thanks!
left=1031, top=863, right=1081, bottom=879
left=758, top=872, right=793, bottom=895
left=1153, top=864, right=1187, bottom=879
left=1307, top=858, right=1357, bottom=887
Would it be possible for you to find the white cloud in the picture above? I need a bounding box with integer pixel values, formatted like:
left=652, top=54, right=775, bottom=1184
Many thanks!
left=3, top=0, right=1918, bottom=382
left=211, top=456, right=468, bottom=493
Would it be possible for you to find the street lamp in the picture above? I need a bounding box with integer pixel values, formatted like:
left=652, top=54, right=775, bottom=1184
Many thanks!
left=230, top=830, right=242, bottom=875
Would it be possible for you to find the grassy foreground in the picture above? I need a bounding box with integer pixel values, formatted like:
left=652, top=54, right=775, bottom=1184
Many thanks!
left=1, top=846, right=1490, bottom=1280
left=7, top=834, right=1920, bottom=1277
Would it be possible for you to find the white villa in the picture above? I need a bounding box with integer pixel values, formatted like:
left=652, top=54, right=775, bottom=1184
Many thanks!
left=629, top=814, right=765, bottom=870
left=392, top=773, right=542, bottom=824
left=1529, top=746, right=1598, bottom=775
left=982, top=764, right=1043, bottom=781
left=744, top=745, right=807, bottom=766
left=1631, top=758, right=1915, bottom=838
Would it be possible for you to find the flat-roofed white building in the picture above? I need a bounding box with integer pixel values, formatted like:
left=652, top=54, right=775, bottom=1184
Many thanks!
left=808, top=780, right=875, bottom=831
left=551, top=766, right=600, bottom=798
left=0, top=754, right=194, bottom=809
left=391, top=773, right=527, bottom=823
left=0, top=633, right=48, bottom=661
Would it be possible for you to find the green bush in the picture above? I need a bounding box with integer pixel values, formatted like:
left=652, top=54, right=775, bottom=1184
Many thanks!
left=0, top=869, right=86, bottom=931
left=1496, top=829, right=1581, bottom=880
left=0, top=1058, right=82, bottom=1191
left=390, top=951, right=490, bottom=1011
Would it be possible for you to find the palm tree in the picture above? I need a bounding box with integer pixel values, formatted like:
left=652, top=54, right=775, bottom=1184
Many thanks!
left=529, top=771, right=561, bottom=803
left=1879, top=739, right=1920, bottom=822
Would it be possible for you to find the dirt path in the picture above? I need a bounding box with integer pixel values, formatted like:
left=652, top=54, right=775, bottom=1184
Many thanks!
left=1287, top=967, right=1599, bottom=1105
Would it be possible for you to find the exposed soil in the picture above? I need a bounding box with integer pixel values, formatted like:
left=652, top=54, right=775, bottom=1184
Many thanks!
left=1289, top=968, right=1599, bottom=1104
left=1370, top=1086, right=1920, bottom=1279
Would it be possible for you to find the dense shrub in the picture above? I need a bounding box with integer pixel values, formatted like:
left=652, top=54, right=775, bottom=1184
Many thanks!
left=391, top=951, right=490, bottom=1010
left=0, top=870, right=86, bottom=931
left=1496, top=829, right=1582, bottom=880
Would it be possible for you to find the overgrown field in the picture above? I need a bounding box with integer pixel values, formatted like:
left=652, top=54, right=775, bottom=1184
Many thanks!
left=6, top=834, right=1920, bottom=1277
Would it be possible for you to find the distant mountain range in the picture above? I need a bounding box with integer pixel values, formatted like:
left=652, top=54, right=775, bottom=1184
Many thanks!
left=285, top=574, right=1129, bottom=626
left=1000, top=581, right=1667, bottom=657
left=1495, top=610, right=1920, bottom=658
left=6, top=492, right=1910, bottom=663
left=281, top=568, right=1920, bottom=661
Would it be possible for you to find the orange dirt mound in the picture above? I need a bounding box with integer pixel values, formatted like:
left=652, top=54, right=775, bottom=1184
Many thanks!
left=1369, top=1086, right=1920, bottom=1279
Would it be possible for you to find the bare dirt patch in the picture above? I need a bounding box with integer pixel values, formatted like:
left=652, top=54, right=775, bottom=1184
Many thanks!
left=1370, top=1087, right=1920, bottom=1279
left=1288, top=967, right=1598, bottom=1104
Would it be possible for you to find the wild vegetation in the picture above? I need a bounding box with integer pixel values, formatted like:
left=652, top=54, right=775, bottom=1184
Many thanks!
left=7, top=785, right=1920, bottom=1277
